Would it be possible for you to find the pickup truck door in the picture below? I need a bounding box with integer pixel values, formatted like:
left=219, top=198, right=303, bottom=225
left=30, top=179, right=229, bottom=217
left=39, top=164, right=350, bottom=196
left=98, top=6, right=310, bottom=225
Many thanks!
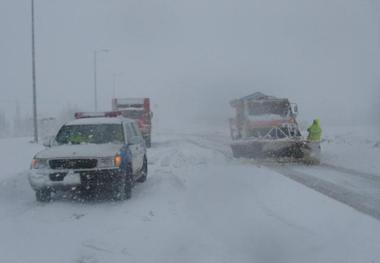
left=124, top=123, right=140, bottom=174
left=132, top=122, right=146, bottom=167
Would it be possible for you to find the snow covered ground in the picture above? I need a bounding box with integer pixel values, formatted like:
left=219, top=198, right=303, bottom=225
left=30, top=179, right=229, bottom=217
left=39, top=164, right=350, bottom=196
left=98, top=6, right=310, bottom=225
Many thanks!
left=1, top=129, right=380, bottom=263
left=322, top=125, right=380, bottom=175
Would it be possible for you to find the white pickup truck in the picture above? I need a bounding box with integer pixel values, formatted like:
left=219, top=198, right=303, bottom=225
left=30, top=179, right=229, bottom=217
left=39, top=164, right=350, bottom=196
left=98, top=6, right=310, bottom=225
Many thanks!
left=29, top=112, right=148, bottom=202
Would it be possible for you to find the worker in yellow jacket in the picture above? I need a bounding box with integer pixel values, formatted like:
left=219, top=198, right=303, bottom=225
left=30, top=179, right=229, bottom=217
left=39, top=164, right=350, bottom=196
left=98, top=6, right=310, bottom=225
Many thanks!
left=307, top=118, right=322, bottom=141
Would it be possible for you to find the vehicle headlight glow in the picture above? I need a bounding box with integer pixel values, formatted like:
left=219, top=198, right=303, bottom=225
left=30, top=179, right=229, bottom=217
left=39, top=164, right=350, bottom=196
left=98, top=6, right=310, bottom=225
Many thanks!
left=114, top=155, right=122, bottom=167
left=31, top=158, right=49, bottom=169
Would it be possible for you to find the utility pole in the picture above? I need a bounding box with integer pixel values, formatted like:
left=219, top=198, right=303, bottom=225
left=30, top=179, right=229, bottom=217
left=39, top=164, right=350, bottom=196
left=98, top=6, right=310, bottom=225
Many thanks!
left=93, top=49, right=109, bottom=111
left=31, top=0, right=38, bottom=143
left=93, top=51, right=97, bottom=111
left=112, top=72, right=123, bottom=98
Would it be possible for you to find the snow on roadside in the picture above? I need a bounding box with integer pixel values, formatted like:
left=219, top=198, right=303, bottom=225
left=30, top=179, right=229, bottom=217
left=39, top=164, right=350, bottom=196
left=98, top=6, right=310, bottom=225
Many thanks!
left=0, top=137, right=43, bottom=221
left=0, top=137, right=43, bottom=179
left=321, top=125, right=380, bottom=175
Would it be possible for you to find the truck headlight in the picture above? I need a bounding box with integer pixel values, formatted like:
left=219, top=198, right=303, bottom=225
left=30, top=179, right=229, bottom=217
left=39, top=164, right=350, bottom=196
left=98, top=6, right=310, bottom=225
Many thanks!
left=31, top=158, right=49, bottom=169
left=114, top=155, right=122, bottom=167
left=97, top=157, right=114, bottom=168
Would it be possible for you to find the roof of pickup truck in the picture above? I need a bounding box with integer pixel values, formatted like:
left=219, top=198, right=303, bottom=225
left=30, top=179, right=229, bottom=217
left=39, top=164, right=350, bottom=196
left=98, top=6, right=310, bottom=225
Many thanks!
left=65, top=117, right=134, bottom=126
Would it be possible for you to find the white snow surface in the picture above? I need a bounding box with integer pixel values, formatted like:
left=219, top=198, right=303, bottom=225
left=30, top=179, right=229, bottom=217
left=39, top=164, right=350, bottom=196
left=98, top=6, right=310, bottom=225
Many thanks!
left=320, top=125, right=380, bottom=175
left=1, top=129, right=380, bottom=263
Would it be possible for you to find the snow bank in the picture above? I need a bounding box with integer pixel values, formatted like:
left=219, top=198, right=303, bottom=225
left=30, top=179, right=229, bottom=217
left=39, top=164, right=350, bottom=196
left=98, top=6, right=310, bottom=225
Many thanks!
left=321, top=125, right=380, bottom=175
left=0, top=137, right=43, bottom=179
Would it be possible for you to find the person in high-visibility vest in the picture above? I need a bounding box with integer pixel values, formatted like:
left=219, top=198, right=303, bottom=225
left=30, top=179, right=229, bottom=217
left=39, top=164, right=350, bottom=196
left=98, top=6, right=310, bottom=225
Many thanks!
left=307, top=118, right=322, bottom=141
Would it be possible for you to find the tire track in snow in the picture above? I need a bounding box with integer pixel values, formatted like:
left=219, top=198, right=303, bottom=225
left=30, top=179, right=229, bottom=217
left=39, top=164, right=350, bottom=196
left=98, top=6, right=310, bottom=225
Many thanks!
left=179, top=131, right=380, bottom=221
left=183, top=138, right=233, bottom=160
left=321, top=163, right=380, bottom=181
left=268, top=165, right=380, bottom=221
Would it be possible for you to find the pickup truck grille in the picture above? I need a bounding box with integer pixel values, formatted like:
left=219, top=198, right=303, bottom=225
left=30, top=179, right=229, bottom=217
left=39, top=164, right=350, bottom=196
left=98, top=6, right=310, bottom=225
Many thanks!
left=49, top=159, right=97, bottom=169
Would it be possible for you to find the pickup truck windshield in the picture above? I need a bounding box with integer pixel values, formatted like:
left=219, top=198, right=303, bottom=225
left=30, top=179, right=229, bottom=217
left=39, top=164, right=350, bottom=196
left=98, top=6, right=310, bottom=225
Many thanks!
left=55, top=124, right=124, bottom=145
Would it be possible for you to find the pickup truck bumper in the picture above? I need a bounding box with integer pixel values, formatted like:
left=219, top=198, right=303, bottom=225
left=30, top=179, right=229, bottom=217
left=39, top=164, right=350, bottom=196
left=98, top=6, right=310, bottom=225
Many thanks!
left=29, top=168, right=122, bottom=191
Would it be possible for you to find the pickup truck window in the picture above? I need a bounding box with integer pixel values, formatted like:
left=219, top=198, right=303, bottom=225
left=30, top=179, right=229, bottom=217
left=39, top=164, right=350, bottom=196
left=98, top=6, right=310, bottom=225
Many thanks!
left=131, top=122, right=142, bottom=137
left=124, top=123, right=135, bottom=144
left=55, top=124, right=124, bottom=145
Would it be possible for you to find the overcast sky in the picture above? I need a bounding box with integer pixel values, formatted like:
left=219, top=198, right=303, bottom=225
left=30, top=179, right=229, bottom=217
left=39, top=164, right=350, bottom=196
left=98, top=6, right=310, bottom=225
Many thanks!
left=0, top=0, right=379, bottom=128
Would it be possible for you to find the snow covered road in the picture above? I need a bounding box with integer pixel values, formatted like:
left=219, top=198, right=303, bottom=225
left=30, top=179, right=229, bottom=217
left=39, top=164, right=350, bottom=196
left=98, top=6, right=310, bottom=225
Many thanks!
left=273, top=163, right=380, bottom=221
left=1, top=133, right=380, bottom=263
left=182, top=129, right=380, bottom=221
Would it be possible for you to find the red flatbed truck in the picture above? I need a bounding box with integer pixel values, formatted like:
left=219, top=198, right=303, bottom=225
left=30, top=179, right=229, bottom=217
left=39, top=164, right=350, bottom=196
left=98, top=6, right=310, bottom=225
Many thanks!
left=112, top=98, right=153, bottom=147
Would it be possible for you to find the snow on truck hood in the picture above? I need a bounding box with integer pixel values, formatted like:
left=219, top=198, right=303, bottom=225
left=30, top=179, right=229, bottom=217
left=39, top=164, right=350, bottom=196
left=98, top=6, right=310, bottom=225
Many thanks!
left=35, top=143, right=123, bottom=159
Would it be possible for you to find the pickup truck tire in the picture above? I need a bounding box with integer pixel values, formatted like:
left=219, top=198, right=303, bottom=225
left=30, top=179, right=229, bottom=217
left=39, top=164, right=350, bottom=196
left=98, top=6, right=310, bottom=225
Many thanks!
left=112, top=167, right=133, bottom=201
left=145, top=136, right=151, bottom=148
left=36, top=189, right=51, bottom=202
left=231, top=146, right=242, bottom=158
left=137, top=157, right=148, bottom=183
left=112, top=175, right=127, bottom=201
left=124, top=166, right=134, bottom=199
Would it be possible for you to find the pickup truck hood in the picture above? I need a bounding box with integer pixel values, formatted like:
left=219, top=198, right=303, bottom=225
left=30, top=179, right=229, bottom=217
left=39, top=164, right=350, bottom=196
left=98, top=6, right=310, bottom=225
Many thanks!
left=35, top=144, right=123, bottom=159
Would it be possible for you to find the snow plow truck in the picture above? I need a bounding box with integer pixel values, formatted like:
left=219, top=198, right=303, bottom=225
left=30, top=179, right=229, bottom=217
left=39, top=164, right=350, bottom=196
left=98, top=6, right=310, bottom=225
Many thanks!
left=229, top=92, right=320, bottom=163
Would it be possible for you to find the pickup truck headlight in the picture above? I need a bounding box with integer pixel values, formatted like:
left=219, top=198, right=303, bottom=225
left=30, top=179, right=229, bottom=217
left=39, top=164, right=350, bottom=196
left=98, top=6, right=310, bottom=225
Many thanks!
left=114, top=155, right=122, bottom=167
left=31, top=158, right=49, bottom=169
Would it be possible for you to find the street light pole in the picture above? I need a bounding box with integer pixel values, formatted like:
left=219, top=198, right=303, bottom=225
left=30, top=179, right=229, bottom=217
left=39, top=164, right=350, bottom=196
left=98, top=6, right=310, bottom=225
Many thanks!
left=93, top=51, right=97, bottom=111
left=93, top=49, right=109, bottom=112
left=31, top=0, right=38, bottom=143
left=112, top=72, right=123, bottom=98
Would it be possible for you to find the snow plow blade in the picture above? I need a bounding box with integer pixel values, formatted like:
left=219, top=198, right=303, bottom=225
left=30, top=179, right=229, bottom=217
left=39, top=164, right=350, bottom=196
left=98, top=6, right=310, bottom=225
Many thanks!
left=231, top=139, right=320, bottom=164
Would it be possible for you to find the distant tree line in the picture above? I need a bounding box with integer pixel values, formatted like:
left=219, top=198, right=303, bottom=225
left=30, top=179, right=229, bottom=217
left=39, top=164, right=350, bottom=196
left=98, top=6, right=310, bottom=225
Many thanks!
left=0, top=105, right=82, bottom=139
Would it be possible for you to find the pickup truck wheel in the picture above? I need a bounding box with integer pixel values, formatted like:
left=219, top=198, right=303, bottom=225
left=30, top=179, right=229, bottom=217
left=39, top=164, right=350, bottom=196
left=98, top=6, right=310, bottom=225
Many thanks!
left=112, top=165, right=134, bottom=201
left=137, top=157, right=148, bottom=183
left=124, top=167, right=133, bottom=199
left=232, top=147, right=241, bottom=158
left=145, top=136, right=151, bottom=148
left=36, top=189, right=51, bottom=202
left=112, top=175, right=127, bottom=201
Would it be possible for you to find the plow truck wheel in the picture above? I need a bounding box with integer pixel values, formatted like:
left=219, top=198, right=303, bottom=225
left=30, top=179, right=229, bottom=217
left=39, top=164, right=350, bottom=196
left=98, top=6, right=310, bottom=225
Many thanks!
left=231, top=144, right=243, bottom=158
